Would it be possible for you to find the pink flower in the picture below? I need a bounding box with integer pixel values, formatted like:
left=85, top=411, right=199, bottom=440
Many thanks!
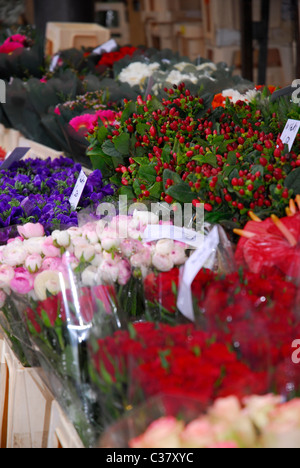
left=208, top=442, right=239, bottom=448
left=10, top=268, right=34, bottom=295
left=117, top=259, right=132, bottom=285
left=180, top=418, right=218, bottom=448
left=17, top=223, right=45, bottom=239
left=129, top=417, right=184, bottom=448
left=10, top=34, right=27, bottom=44
left=0, top=41, right=23, bottom=54
left=42, top=237, right=61, bottom=258
left=0, top=35, right=27, bottom=54
left=41, top=257, right=63, bottom=271
left=69, top=114, right=98, bottom=136
left=95, top=110, right=117, bottom=127
left=54, top=106, right=61, bottom=115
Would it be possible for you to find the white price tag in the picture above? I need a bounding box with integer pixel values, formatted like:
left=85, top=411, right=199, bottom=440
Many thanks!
left=280, top=119, right=300, bottom=151
left=177, top=226, right=219, bottom=321
left=93, top=39, right=118, bottom=55
left=49, top=54, right=60, bottom=72
left=143, top=224, right=204, bottom=249
left=69, top=169, right=88, bottom=210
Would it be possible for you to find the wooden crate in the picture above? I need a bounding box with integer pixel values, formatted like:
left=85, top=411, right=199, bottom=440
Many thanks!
left=47, top=401, right=84, bottom=448
left=201, top=0, right=294, bottom=47
left=141, top=0, right=201, bottom=23
left=94, top=2, right=130, bottom=46
left=173, top=21, right=205, bottom=60
left=0, top=338, right=54, bottom=448
left=145, top=21, right=176, bottom=51
left=45, top=22, right=111, bottom=56
left=127, top=0, right=146, bottom=47
left=0, top=124, right=21, bottom=154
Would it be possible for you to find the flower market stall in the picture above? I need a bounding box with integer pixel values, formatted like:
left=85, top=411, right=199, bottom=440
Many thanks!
left=0, top=2, right=300, bottom=450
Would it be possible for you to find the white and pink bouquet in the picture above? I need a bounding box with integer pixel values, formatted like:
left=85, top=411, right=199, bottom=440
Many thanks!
left=100, top=393, right=300, bottom=449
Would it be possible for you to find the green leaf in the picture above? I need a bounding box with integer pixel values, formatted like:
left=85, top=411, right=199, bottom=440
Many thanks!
left=163, top=169, right=182, bottom=187
left=138, top=165, right=157, bottom=184
left=149, top=181, right=162, bottom=200
left=166, top=183, right=195, bottom=203
left=148, top=96, right=164, bottom=112
left=96, top=126, right=109, bottom=145
left=114, top=133, right=130, bottom=155
left=193, top=152, right=218, bottom=168
left=136, top=122, right=148, bottom=136
left=250, top=164, right=264, bottom=177
left=121, top=100, right=136, bottom=124
left=227, top=151, right=237, bottom=165
left=285, top=167, right=300, bottom=194
left=101, top=140, right=123, bottom=158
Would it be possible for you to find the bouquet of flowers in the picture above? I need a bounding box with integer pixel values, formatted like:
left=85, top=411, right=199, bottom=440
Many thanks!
left=88, top=83, right=300, bottom=229
left=42, top=89, right=120, bottom=168
left=88, top=321, right=269, bottom=427
left=0, top=156, right=114, bottom=243
left=100, top=393, right=300, bottom=449
left=190, top=266, right=300, bottom=398
left=0, top=26, right=44, bottom=80
left=3, top=253, right=122, bottom=447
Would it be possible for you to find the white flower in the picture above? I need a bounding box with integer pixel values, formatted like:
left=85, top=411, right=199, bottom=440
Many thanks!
left=2, top=242, right=28, bottom=267
left=34, top=270, right=64, bottom=301
left=152, top=253, right=174, bottom=272
left=52, top=230, right=70, bottom=247
left=132, top=210, right=159, bottom=228
left=0, top=264, right=15, bottom=288
left=165, top=70, right=198, bottom=85
left=155, top=239, right=174, bottom=256
left=23, top=237, right=45, bottom=255
left=73, top=239, right=95, bottom=262
left=196, top=62, right=217, bottom=72
left=118, top=62, right=160, bottom=88
left=174, top=62, right=194, bottom=72
left=82, top=266, right=97, bottom=287
left=25, top=253, right=43, bottom=273
left=170, top=244, right=187, bottom=265
left=101, top=235, right=121, bottom=252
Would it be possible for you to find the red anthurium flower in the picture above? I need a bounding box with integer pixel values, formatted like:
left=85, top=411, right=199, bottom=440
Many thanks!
left=234, top=200, right=300, bottom=278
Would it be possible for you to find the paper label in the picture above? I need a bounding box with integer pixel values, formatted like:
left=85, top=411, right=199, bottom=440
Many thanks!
left=280, top=119, right=300, bottom=151
left=69, top=169, right=88, bottom=210
left=177, top=226, right=219, bottom=321
left=49, top=54, right=60, bottom=72
left=0, top=147, right=30, bottom=170
left=93, top=39, right=118, bottom=55
left=143, top=224, right=204, bottom=249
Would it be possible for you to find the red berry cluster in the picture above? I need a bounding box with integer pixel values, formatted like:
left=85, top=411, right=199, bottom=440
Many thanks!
left=95, top=84, right=300, bottom=226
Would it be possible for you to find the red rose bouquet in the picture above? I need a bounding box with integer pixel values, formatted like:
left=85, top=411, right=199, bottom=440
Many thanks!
left=190, top=267, right=300, bottom=398
left=88, top=322, right=269, bottom=426
left=97, top=46, right=138, bottom=68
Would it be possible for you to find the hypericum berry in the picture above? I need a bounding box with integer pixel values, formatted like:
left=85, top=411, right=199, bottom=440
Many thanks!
left=204, top=203, right=213, bottom=212
left=259, top=157, right=268, bottom=166
left=165, top=195, right=173, bottom=204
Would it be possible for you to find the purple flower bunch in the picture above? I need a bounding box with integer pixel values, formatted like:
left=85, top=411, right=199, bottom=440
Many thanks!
left=0, top=156, right=115, bottom=242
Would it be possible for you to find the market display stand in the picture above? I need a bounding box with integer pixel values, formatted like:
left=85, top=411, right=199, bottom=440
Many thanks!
left=0, top=129, right=89, bottom=448
left=0, top=335, right=84, bottom=449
